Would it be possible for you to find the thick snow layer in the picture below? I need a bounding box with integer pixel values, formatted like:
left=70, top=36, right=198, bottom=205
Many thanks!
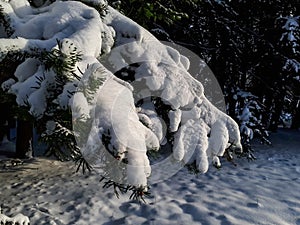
left=9, top=65, right=45, bottom=106
left=70, top=92, right=90, bottom=121
left=9, top=0, right=32, bottom=18
left=14, top=58, right=41, bottom=82
left=0, top=0, right=110, bottom=116
left=207, top=120, right=229, bottom=157
left=173, top=119, right=210, bottom=171
left=0, top=1, right=109, bottom=54
left=137, top=101, right=166, bottom=144
left=89, top=64, right=159, bottom=186
left=168, top=109, right=182, bottom=132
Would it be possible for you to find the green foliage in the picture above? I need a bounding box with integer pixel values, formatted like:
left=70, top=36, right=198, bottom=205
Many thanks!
left=75, top=155, right=93, bottom=174
left=37, top=40, right=82, bottom=110
left=42, top=40, right=82, bottom=84
left=37, top=40, right=107, bottom=166
left=100, top=176, right=151, bottom=203
left=0, top=49, right=34, bottom=76
left=0, top=88, right=14, bottom=104
left=72, top=117, right=92, bottom=152
left=41, top=121, right=81, bottom=161
left=185, top=161, right=200, bottom=175
left=33, top=40, right=83, bottom=161
left=0, top=50, right=37, bottom=123
left=108, top=0, right=188, bottom=29
left=0, top=5, right=14, bottom=37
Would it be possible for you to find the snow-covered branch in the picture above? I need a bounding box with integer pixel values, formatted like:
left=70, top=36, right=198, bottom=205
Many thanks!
left=0, top=211, right=30, bottom=225
left=0, top=0, right=241, bottom=187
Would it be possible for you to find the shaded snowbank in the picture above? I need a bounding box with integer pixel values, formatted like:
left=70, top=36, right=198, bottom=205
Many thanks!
left=0, top=128, right=299, bottom=225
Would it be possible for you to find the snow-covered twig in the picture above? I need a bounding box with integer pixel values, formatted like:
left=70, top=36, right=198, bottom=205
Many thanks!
left=0, top=212, right=30, bottom=225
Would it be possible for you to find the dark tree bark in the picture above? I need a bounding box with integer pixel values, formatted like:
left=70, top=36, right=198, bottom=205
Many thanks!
left=15, top=119, right=33, bottom=158
left=269, top=97, right=284, bottom=132
left=0, top=103, right=9, bottom=143
left=291, top=100, right=300, bottom=129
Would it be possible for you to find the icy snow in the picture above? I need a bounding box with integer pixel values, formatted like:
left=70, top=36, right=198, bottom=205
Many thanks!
left=93, top=69, right=159, bottom=186
left=207, top=120, right=229, bottom=157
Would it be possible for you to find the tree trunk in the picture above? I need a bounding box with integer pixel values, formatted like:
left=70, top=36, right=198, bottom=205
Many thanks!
left=226, top=90, right=237, bottom=120
left=0, top=103, right=9, bottom=143
left=269, top=98, right=284, bottom=132
left=291, top=100, right=300, bottom=129
left=261, top=96, right=272, bottom=129
left=15, top=120, right=33, bottom=158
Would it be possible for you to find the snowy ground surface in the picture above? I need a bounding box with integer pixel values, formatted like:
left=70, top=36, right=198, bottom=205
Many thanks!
left=0, top=128, right=299, bottom=225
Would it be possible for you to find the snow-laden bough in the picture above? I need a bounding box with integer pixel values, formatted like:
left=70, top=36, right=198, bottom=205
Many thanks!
left=0, top=0, right=242, bottom=188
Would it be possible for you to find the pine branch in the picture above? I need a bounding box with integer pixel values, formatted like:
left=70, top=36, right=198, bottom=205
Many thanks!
left=0, top=5, right=14, bottom=36
left=33, top=39, right=85, bottom=161
left=99, top=176, right=151, bottom=203
left=42, top=40, right=83, bottom=82
left=75, top=154, right=93, bottom=174
left=41, top=120, right=81, bottom=161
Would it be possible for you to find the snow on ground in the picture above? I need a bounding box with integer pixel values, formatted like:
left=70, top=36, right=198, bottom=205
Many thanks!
left=0, top=128, right=299, bottom=225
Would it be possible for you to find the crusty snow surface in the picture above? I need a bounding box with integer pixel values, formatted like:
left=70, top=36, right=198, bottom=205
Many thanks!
left=0, top=128, right=299, bottom=225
